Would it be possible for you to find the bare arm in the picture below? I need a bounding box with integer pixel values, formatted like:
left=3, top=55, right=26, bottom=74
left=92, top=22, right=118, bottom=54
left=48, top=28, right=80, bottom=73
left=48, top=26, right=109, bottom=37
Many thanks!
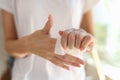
left=59, top=10, right=95, bottom=51
left=81, top=10, right=94, bottom=35
left=80, top=10, right=95, bottom=51
left=2, top=10, right=83, bottom=70
left=1, top=10, right=30, bottom=58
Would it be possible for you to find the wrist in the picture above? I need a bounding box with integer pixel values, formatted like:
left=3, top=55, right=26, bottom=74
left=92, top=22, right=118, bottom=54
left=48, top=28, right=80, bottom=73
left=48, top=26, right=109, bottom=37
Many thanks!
left=21, top=35, right=32, bottom=54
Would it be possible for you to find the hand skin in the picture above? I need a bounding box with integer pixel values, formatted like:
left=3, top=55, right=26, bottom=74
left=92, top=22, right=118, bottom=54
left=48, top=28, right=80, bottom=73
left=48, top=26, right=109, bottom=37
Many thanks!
left=80, top=10, right=95, bottom=52
left=59, top=10, right=95, bottom=52
left=27, top=15, right=85, bottom=70
left=2, top=10, right=84, bottom=70
left=59, top=29, right=95, bottom=52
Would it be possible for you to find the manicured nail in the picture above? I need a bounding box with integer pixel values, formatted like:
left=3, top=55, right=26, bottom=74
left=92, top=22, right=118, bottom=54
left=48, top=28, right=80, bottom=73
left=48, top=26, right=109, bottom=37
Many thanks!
left=80, top=47, right=84, bottom=51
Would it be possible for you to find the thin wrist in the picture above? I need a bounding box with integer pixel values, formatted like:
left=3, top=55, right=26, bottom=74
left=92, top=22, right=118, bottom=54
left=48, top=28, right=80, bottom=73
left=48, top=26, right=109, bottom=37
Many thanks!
left=21, top=35, right=32, bottom=54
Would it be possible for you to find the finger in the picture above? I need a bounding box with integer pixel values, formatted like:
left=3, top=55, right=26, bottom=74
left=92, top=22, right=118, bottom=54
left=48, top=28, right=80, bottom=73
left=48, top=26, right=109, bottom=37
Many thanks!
left=55, top=54, right=85, bottom=66
left=68, top=32, right=75, bottom=49
left=87, top=42, right=94, bottom=52
left=61, top=32, right=68, bottom=49
left=59, top=31, right=64, bottom=36
left=50, top=57, right=69, bottom=70
left=36, top=51, right=69, bottom=70
left=64, top=54, right=85, bottom=65
left=42, top=14, right=53, bottom=34
left=75, top=33, right=83, bottom=49
left=80, top=35, right=92, bottom=51
left=54, top=54, right=81, bottom=67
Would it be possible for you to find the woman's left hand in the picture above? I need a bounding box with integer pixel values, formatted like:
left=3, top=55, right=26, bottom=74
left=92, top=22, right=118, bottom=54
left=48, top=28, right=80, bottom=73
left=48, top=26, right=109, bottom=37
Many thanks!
left=59, top=28, right=95, bottom=52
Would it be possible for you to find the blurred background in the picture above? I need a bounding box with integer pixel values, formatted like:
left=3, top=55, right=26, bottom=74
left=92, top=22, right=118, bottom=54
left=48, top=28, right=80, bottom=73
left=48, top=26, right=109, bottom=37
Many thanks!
left=87, top=0, right=120, bottom=79
left=0, top=0, right=120, bottom=80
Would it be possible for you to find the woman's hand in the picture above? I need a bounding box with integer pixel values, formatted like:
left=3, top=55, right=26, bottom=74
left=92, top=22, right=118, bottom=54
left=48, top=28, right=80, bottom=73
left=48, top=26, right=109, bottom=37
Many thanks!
left=59, top=28, right=95, bottom=52
left=26, top=15, right=84, bottom=70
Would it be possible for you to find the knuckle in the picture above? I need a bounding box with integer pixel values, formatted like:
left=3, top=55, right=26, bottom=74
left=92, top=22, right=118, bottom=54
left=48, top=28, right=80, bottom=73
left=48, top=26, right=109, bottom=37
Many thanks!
left=86, top=35, right=92, bottom=40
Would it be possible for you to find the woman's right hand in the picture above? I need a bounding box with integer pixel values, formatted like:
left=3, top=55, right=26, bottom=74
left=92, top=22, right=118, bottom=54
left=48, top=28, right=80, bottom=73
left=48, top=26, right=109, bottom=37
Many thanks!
left=26, top=15, right=84, bottom=70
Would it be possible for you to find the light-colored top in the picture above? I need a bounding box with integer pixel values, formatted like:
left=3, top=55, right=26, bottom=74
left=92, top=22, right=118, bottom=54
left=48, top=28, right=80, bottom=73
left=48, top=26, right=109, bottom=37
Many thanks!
left=0, top=0, right=98, bottom=80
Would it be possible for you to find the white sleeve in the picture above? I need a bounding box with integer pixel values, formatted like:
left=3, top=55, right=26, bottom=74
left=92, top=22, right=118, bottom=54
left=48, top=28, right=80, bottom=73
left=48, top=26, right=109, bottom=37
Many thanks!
left=83, top=0, right=99, bottom=13
left=0, top=0, right=14, bottom=14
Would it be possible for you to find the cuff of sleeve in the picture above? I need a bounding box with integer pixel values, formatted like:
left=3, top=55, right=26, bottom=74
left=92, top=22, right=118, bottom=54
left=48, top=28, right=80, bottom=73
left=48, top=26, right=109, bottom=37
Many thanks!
left=0, top=3, right=13, bottom=14
left=83, top=0, right=100, bottom=14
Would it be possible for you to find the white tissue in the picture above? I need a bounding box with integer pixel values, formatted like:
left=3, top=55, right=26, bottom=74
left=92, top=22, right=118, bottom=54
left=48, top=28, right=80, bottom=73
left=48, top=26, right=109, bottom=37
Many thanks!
left=54, top=28, right=89, bottom=57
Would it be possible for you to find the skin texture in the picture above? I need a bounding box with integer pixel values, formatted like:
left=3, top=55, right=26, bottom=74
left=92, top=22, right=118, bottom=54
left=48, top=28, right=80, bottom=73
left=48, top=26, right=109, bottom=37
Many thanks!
left=1, top=9, right=95, bottom=70
left=80, top=10, right=95, bottom=52
left=59, top=10, right=95, bottom=52
left=59, top=28, right=95, bottom=52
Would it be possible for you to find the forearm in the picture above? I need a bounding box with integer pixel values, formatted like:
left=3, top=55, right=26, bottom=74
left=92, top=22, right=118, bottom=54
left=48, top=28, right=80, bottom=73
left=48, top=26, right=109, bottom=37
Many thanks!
left=80, top=10, right=94, bottom=35
left=5, top=36, right=30, bottom=58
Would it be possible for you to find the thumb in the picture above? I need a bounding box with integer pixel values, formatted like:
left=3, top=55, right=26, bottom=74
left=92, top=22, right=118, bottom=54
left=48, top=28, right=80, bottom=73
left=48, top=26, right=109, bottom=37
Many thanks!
left=42, top=14, right=53, bottom=34
left=59, top=31, right=64, bottom=36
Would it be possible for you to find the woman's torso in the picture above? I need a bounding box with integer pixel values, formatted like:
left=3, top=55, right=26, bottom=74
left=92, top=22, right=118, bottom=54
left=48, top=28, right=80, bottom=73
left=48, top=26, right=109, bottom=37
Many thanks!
left=12, top=0, right=86, bottom=80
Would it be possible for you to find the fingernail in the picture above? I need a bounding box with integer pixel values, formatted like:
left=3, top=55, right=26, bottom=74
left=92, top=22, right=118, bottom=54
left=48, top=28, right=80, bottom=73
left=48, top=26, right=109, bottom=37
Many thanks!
left=80, top=48, right=84, bottom=51
left=81, top=62, right=85, bottom=65
left=59, top=31, right=63, bottom=36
